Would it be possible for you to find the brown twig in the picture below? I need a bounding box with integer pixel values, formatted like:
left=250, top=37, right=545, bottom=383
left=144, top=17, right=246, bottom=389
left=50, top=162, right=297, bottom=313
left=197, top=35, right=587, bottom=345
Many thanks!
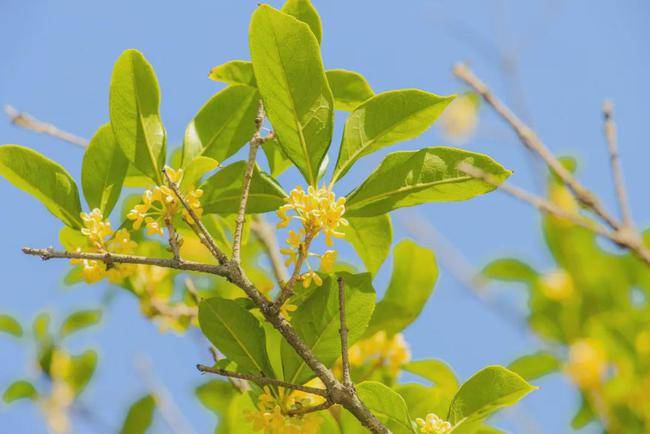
left=4, top=105, right=88, bottom=148
left=285, top=400, right=334, bottom=416
left=273, top=234, right=314, bottom=312
left=196, top=364, right=329, bottom=397
left=233, top=101, right=265, bottom=264
left=337, top=277, right=352, bottom=388
left=603, top=100, right=633, bottom=229
left=251, top=215, right=289, bottom=284
left=164, top=215, right=182, bottom=261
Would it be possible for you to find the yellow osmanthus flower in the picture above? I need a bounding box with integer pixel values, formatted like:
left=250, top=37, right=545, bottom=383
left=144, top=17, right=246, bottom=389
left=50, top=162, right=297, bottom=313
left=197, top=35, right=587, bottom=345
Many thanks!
left=319, top=250, right=337, bottom=273
left=127, top=166, right=204, bottom=236
left=71, top=210, right=137, bottom=284
left=245, top=386, right=322, bottom=434
left=277, top=186, right=347, bottom=287
left=280, top=302, right=298, bottom=320
left=338, top=331, right=411, bottom=376
left=566, top=338, right=608, bottom=389
left=416, top=413, right=453, bottom=434
left=540, top=269, right=574, bottom=301
left=438, top=92, right=479, bottom=142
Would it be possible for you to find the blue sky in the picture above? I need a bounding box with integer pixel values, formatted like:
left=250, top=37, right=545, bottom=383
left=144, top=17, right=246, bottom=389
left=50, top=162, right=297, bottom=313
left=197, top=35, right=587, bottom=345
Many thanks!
left=1, top=0, right=649, bottom=432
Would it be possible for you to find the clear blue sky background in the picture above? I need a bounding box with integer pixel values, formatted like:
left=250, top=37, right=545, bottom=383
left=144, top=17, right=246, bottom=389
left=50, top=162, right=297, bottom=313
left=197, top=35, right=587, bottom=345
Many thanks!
left=1, top=1, right=649, bottom=433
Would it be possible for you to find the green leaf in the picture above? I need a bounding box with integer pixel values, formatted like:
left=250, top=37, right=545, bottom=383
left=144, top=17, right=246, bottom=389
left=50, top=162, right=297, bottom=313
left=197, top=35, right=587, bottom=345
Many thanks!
left=482, top=258, right=538, bottom=285
left=332, top=90, right=454, bottom=183
left=109, top=49, right=166, bottom=184
left=281, top=0, right=322, bottom=44
left=68, top=350, right=98, bottom=396
left=200, top=161, right=287, bottom=215
left=196, top=380, right=237, bottom=415
left=59, top=309, right=102, bottom=339
left=365, top=240, right=438, bottom=336
left=396, top=383, right=450, bottom=426
left=209, top=60, right=257, bottom=87
left=250, top=5, right=334, bottom=185
left=180, top=156, right=220, bottom=190
left=507, top=352, right=560, bottom=381
left=3, top=380, right=37, bottom=403
left=282, top=272, right=375, bottom=385
left=0, top=314, right=22, bottom=337
left=326, top=69, right=374, bottom=111
left=448, top=366, right=536, bottom=427
left=120, top=394, right=156, bottom=434
left=81, top=124, right=128, bottom=217
left=342, top=214, right=392, bottom=276
left=182, top=85, right=259, bottom=166
left=356, top=381, right=415, bottom=434
left=199, top=297, right=273, bottom=376
left=32, top=312, right=51, bottom=342
left=403, top=359, right=459, bottom=393
left=0, top=145, right=83, bottom=228
left=345, top=147, right=511, bottom=217
left=262, top=136, right=293, bottom=177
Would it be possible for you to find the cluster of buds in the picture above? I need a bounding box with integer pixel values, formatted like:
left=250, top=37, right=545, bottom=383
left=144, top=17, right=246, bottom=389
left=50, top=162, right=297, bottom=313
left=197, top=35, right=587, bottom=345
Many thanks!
left=245, top=386, right=322, bottom=434
left=277, top=186, right=347, bottom=287
left=566, top=338, right=608, bottom=389
left=71, top=209, right=137, bottom=284
left=127, top=166, right=204, bottom=237
left=415, top=413, right=453, bottom=434
left=337, top=331, right=411, bottom=377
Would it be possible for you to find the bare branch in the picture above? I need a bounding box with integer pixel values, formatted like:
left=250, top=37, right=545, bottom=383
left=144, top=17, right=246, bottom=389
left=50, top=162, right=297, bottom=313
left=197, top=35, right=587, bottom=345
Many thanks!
left=164, top=215, right=182, bottom=261
left=233, top=101, right=265, bottom=264
left=251, top=215, right=289, bottom=284
left=196, top=364, right=329, bottom=397
left=273, top=234, right=314, bottom=311
left=337, top=276, right=352, bottom=387
left=603, top=100, right=633, bottom=229
left=4, top=105, right=88, bottom=148
left=163, top=169, right=229, bottom=265
left=452, top=63, right=619, bottom=230
left=208, top=347, right=249, bottom=393
left=286, top=400, right=334, bottom=416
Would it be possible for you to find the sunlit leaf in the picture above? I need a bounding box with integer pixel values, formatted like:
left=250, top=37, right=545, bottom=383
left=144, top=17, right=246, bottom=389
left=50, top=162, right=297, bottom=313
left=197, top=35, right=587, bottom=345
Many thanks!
left=120, top=394, right=156, bottom=434
left=209, top=60, right=257, bottom=87
left=3, top=380, right=37, bottom=403
left=482, top=258, right=538, bottom=285
left=356, top=381, right=415, bottom=434
left=507, top=351, right=560, bottom=381
left=342, top=214, right=392, bottom=276
left=281, top=0, right=322, bottom=44
left=59, top=309, right=102, bottom=339
left=0, top=314, right=22, bottom=337
left=69, top=350, right=98, bottom=396
left=326, top=69, right=374, bottom=111
left=403, top=359, right=459, bottom=393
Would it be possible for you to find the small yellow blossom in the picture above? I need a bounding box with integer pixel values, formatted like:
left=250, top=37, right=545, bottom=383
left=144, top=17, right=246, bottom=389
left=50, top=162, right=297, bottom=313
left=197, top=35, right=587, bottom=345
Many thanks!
left=319, top=250, right=337, bottom=273
left=300, top=270, right=322, bottom=288
left=566, top=338, right=608, bottom=389
left=416, top=413, right=453, bottom=434
left=540, top=269, right=574, bottom=301
left=338, top=331, right=411, bottom=376
left=80, top=208, right=112, bottom=247
left=245, top=386, right=323, bottom=434
left=165, top=165, right=184, bottom=184
left=280, top=302, right=298, bottom=320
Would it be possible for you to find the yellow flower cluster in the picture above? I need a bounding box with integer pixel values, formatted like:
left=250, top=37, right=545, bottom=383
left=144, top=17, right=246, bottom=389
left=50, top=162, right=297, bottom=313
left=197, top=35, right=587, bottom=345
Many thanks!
left=415, top=413, right=453, bottom=434
left=566, top=338, right=608, bottom=389
left=127, top=166, right=204, bottom=237
left=246, top=386, right=322, bottom=434
left=277, top=186, right=347, bottom=287
left=71, top=209, right=137, bottom=284
left=342, top=331, right=411, bottom=376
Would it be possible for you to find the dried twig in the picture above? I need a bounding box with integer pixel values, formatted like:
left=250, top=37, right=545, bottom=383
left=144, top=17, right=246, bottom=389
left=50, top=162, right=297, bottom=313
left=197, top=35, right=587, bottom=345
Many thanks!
left=337, top=277, right=352, bottom=388
left=4, top=105, right=88, bottom=147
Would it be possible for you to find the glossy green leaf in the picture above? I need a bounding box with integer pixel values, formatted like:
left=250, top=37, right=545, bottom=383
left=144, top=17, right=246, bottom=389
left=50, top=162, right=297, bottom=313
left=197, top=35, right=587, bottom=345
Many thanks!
left=342, top=214, right=392, bottom=276
left=403, top=359, right=459, bottom=393
left=250, top=5, right=334, bottom=185
left=396, top=383, right=450, bottom=425
left=209, top=60, right=257, bottom=87
left=3, top=380, right=37, bottom=403
left=346, top=147, right=511, bottom=217
left=332, top=90, right=454, bottom=182
left=356, top=381, right=415, bottom=434
left=81, top=124, right=128, bottom=216
left=507, top=352, right=560, bottom=381
left=59, top=310, right=102, bottom=339
left=199, top=297, right=273, bottom=376
left=482, top=258, right=538, bottom=285
left=180, top=156, right=220, bottom=190
left=109, top=49, right=166, bottom=184
left=59, top=225, right=89, bottom=252
left=120, top=394, right=156, bottom=434
left=282, top=272, right=375, bottom=385
left=326, top=69, right=374, bottom=111
left=200, top=161, right=287, bottom=215
left=196, top=380, right=237, bottom=415
left=448, top=366, right=536, bottom=427
left=262, top=136, right=293, bottom=177
left=281, top=0, right=322, bottom=44
left=0, top=314, right=22, bottom=337
left=0, top=145, right=83, bottom=228
left=365, top=240, right=438, bottom=336
left=182, top=85, right=259, bottom=165
left=69, top=350, right=98, bottom=396
left=123, top=164, right=155, bottom=188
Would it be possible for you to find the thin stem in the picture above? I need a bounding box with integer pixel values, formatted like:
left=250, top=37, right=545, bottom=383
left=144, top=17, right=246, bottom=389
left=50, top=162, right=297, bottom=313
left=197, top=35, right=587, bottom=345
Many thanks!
left=285, top=400, right=334, bottom=416
left=233, top=101, right=265, bottom=264
left=251, top=215, right=289, bottom=284
left=273, top=234, right=314, bottom=311
left=164, top=215, right=182, bottom=261
left=196, top=364, right=329, bottom=397
left=603, top=100, right=634, bottom=229
left=4, top=104, right=88, bottom=148
left=337, top=276, right=352, bottom=388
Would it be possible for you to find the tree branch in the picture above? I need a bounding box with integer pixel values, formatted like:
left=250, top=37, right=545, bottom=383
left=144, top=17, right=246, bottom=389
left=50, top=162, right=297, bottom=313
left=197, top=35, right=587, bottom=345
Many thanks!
left=337, top=276, right=352, bottom=388
left=251, top=215, right=289, bottom=284
left=285, top=400, right=334, bottom=416
left=273, top=234, right=314, bottom=311
left=602, top=100, right=633, bottom=229
left=233, top=101, right=266, bottom=264
left=4, top=105, right=88, bottom=148
left=196, top=364, right=329, bottom=397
